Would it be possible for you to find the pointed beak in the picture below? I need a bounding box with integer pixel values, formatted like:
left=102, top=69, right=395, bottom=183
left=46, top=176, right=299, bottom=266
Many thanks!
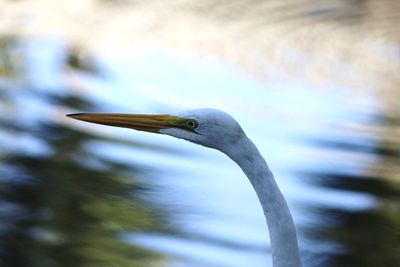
left=67, top=113, right=182, bottom=133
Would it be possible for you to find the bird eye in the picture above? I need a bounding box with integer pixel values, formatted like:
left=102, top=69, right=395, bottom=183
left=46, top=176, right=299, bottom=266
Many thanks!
left=186, top=119, right=198, bottom=130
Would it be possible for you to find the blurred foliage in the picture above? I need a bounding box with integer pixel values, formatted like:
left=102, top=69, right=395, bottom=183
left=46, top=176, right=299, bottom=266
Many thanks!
left=0, top=39, right=174, bottom=267
left=302, top=125, right=400, bottom=267
left=65, top=46, right=104, bottom=76
left=0, top=35, right=19, bottom=78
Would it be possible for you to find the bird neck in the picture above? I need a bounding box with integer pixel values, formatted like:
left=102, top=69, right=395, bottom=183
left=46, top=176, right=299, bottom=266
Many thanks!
left=225, top=136, right=302, bottom=267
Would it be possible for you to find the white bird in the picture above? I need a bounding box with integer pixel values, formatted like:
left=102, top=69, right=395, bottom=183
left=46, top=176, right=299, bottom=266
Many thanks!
left=67, top=108, right=302, bottom=267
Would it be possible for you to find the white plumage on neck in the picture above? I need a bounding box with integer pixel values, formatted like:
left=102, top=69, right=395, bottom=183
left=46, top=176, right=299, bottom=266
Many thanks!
left=226, top=136, right=302, bottom=267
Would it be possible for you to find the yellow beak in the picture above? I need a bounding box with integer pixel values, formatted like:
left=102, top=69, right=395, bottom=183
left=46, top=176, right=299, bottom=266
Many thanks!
left=67, top=113, right=183, bottom=133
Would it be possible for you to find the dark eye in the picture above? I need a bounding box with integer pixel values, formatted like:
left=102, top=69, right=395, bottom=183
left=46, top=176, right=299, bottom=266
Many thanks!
left=186, top=119, right=198, bottom=130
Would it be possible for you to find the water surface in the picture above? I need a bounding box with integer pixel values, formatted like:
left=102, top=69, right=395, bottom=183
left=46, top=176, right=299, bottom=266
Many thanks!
left=0, top=36, right=399, bottom=267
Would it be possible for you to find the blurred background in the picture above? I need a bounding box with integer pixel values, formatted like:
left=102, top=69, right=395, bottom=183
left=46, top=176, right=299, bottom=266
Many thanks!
left=0, top=1, right=399, bottom=267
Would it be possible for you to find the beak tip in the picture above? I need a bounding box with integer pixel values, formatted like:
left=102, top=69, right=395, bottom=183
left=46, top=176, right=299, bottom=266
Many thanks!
left=66, top=113, right=86, bottom=120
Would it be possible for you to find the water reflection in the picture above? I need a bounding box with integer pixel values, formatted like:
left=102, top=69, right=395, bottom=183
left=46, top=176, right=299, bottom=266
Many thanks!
left=302, top=117, right=400, bottom=267
left=1, top=34, right=400, bottom=267
left=0, top=43, right=176, bottom=267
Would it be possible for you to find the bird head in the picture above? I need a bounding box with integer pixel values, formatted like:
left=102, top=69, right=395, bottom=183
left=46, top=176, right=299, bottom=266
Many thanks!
left=67, top=108, right=246, bottom=154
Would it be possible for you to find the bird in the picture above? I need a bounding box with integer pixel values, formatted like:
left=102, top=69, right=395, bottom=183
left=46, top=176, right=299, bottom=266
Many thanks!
left=67, top=108, right=302, bottom=267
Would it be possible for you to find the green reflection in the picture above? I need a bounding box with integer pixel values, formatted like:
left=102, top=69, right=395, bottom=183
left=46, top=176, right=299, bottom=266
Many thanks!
left=0, top=40, right=174, bottom=267
left=302, top=125, right=400, bottom=267
left=0, top=35, right=20, bottom=79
